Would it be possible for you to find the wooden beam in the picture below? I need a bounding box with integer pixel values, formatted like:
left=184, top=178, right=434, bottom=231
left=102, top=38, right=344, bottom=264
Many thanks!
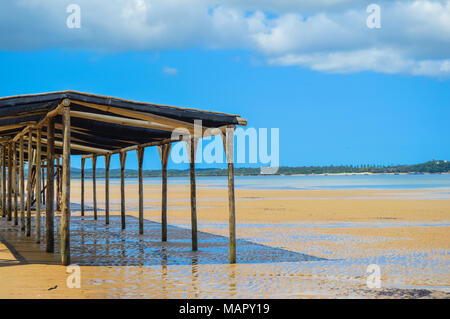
left=104, top=153, right=111, bottom=225
left=223, top=127, right=236, bottom=264
left=68, top=109, right=222, bottom=141
left=56, top=157, right=61, bottom=211
left=68, top=99, right=207, bottom=134
left=0, top=123, right=35, bottom=133
left=64, top=125, right=145, bottom=145
left=11, top=100, right=67, bottom=143
left=1, top=146, right=5, bottom=218
left=69, top=110, right=176, bottom=132
left=187, top=138, right=198, bottom=251
left=54, top=132, right=123, bottom=150
left=158, top=144, right=171, bottom=242
left=137, top=147, right=144, bottom=235
left=35, top=128, right=42, bottom=243
left=7, top=142, right=12, bottom=221
left=0, top=111, right=47, bottom=121
left=26, top=132, right=33, bottom=237
left=10, top=127, right=30, bottom=143
left=34, top=136, right=112, bottom=155
left=46, top=118, right=55, bottom=253
left=119, top=151, right=127, bottom=230
left=0, top=147, right=2, bottom=217
left=18, top=142, right=49, bottom=160
left=13, top=141, right=18, bottom=226
left=81, top=136, right=183, bottom=159
left=41, top=165, right=45, bottom=206
left=36, top=101, right=66, bottom=129
left=81, top=157, right=85, bottom=217
left=92, top=155, right=97, bottom=220
left=19, top=136, right=25, bottom=231
left=60, top=105, right=71, bottom=265
left=0, top=147, right=1, bottom=216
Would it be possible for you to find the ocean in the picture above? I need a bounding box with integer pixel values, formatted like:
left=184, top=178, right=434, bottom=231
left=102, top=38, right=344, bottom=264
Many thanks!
left=106, top=173, right=450, bottom=191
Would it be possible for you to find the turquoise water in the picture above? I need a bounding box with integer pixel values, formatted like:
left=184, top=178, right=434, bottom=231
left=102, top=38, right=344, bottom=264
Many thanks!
left=108, top=174, right=450, bottom=191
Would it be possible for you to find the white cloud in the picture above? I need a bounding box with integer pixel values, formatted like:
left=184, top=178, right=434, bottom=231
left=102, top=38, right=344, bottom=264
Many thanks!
left=221, top=0, right=372, bottom=14
left=162, top=66, right=178, bottom=75
left=0, top=0, right=449, bottom=77
left=269, top=49, right=450, bottom=77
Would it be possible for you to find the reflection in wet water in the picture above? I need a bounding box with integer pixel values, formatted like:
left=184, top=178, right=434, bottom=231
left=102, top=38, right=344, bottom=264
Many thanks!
left=69, top=215, right=323, bottom=266
left=1, top=213, right=449, bottom=298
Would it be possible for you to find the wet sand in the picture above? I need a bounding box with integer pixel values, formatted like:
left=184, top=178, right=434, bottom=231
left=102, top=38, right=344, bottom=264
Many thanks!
left=0, top=180, right=449, bottom=298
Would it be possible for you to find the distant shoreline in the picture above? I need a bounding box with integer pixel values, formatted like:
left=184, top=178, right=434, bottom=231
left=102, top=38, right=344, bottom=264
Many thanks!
left=70, top=171, right=450, bottom=179
left=69, top=160, right=450, bottom=178
left=287, top=172, right=450, bottom=177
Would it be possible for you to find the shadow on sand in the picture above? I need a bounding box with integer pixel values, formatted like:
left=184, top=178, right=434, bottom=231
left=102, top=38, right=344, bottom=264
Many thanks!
left=1, top=214, right=325, bottom=267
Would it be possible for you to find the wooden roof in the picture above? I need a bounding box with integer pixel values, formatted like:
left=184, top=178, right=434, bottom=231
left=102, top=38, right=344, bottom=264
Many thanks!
left=0, top=91, right=246, bottom=157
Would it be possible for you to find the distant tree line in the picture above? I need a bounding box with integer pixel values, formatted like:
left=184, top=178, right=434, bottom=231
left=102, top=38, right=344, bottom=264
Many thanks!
left=70, top=160, right=450, bottom=178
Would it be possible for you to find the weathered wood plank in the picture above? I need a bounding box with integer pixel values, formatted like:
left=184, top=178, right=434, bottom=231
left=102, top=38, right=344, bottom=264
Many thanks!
left=92, top=155, right=97, bottom=220
left=41, top=165, right=45, bottom=206
left=56, top=157, right=61, bottom=211
left=104, top=153, right=111, bottom=225
left=187, top=138, right=198, bottom=251
left=137, top=147, right=144, bottom=235
left=223, top=127, right=237, bottom=264
left=7, top=142, right=12, bottom=221
left=26, top=132, right=33, bottom=236
left=19, top=136, right=25, bottom=231
left=46, top=118, right=55, bottom=253
left=1, top=146, right=5, bottom=218
left=81, top=157, right=85, bottom=216
left=119, top=151, right=127, bottom=230
left=158, top=144, right=171, bottom=242
left=60, top=105, right=71, bottom=265
left=36, top=128, right=42, bottom=243
left=13, top=141, right=18, bottom=226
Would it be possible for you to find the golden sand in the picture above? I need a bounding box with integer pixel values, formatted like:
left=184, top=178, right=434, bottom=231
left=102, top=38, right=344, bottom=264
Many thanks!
left=0, top=180, right=449, bottom=298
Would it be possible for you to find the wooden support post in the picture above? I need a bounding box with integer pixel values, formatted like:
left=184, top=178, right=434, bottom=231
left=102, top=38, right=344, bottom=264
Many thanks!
left=81, top=157, right=85, bottom=217
left=46, top=118, right=55, bottom=253
left=26, top=131, right=33, bottom=236
left=104, top=154, right=111, bottom=225
left=0, top=146, right=2, bottom=217
left=137, top=147, right=144, bottom=235
left=13, top=141, right=18, bottom=226
left=19, top=136, right=25, bottom=231
left=60, top=104, right=71, bottom=265
left=7, top=143, right=12, bottom=221
left=30, top=150, right=36, bottom=211
left=59, top=160, right=62, bottom=207
left=41, top=165, right=45, bottom=206
left=187, top=138, right=198, bottom=251
left=92, top=155, right=97, bottom=220
left=56, top=157, right=61, bottom=211
left=1, top=146, right=5, bottom=218
left=36, top=128, right=42, bottom=243
left=26, top=133, right=32, bottom=236
left=223, top=127, right=236, bottom=264
left=158, top=144, right=171, bottom=242
left=119, top=151, right=127, bottom=230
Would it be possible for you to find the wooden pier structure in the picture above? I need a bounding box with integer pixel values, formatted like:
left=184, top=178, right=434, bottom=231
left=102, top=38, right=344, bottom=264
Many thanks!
left=0, top=91, right=246, bottom=265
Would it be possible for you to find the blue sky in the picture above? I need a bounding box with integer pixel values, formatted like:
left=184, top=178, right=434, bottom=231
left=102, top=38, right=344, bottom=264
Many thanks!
left=0, top=1, right=449, bottom=170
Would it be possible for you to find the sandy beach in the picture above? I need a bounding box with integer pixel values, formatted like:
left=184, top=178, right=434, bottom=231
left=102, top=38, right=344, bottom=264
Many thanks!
left=0, top=179, right=449, bottom=299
